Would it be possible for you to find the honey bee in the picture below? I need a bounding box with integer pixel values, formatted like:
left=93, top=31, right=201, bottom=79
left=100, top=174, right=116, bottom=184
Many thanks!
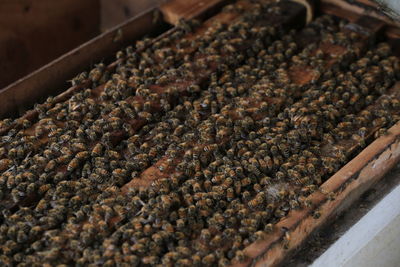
left=44, top=160, right=57, bottom=172
left=89, top=63, right=105, bottom=85
left=69, top=72, right=88, bottom=87
left=282, top=227, right=291, bottom=249
left=374, top=128, right=388, bottom=138
left=76, top=151, right=89, bottom=161
left=91, top=143, right=104, bottom=157
left=351, top=133, right=366, bottom=148
left=234, top=250, right=246, bottom=263
left=67, top=158, right=80, bottom=172
left=202, top=253, right=216, bottom=265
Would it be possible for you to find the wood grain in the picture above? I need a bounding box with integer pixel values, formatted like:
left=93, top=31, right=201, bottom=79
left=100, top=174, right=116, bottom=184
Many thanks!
left=160, top=0, right=229, bottom=25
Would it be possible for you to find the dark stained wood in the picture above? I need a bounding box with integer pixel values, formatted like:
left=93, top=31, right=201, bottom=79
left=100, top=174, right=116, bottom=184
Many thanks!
left=100, top=0, right=162, bottom=31
left=0, top=7, right=163, bottom=119
left=0, top=0, right=100, bottom=89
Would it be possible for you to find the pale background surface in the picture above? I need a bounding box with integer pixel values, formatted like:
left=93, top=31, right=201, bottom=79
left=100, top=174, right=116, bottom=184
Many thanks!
left=311, top=183, right=400, bottom=267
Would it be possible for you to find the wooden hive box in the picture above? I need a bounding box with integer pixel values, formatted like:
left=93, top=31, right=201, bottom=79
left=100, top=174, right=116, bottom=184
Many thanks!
left=0, top=0, right=399, bottom=266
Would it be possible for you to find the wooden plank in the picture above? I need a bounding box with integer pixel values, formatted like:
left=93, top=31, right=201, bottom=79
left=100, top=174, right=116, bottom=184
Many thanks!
left=321, top=0, right=400, bottom=28
left=321, top=1, right=400, bottom=56
left=0, top=0, right=100, bottom=89
left=359, top=0, right=400, bottom=21
left=160, top=0, right=229, bottom=25
left=253, top=121, right=400, bottom=266
left=0, top=7, right=163, bottom=119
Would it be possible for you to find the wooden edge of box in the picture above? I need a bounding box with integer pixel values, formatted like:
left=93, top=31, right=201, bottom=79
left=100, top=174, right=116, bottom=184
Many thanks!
left=233, top=121, right=400, bottom=267
left=0, top=7, right=160, bottom=119
left=160, top=0, right=228, bottom=26
left=321, top=0, right=400, bottom=28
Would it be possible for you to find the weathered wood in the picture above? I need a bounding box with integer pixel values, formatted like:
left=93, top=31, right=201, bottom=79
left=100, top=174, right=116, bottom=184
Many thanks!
left=160, top=0, right=229, bottom=25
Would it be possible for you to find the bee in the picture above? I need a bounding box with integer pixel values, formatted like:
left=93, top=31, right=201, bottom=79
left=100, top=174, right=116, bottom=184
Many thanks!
left=202, top=254, right=216, bottom=266
left=91, top=143, right=104, bottom=157
left=234, top=250, right=246, bottom=263
left=210, top=234, right=222, bottom=247
left=248, top=196, right=263, bottom=210
left=138, top=111, right=152, bottom=122
left=44, top=160, right=57, bottom=172
left=390, top=98, right=400, bottom=109
left=75, top=151, right=89, bottom=161
left=374, top=128, right=388, bottom=138
left=301, top=184, right=318, bottom=195
left=275, top=171, right=286, bottom=180
left=67, top=158, right=80, bottom=172
left=282, top=227, right=291, bottom=249
left=294, top=176, right=312, bottom=185
left=69, top=72, right=88, bottom=87
left=89, top=63, right=105, bottom=84
left=107, top=150, right=121, bottom=159
left=140, top=255, right=159, bottom=266
left=352, top=133, right=366, bottom=148
left=71, top=142, right=86, bottom=152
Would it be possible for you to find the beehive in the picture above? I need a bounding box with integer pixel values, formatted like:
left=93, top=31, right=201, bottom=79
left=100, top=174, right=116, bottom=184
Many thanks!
left=0, top=0, right=399, bottom=266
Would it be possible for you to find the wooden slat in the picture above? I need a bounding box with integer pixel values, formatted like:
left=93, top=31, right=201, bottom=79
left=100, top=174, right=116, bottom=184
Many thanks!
left=0, top=0, right=100, bottom=89
left=0, top=7, right=162, bottom=119
left=321, top=0, right=400, bottom=28
left=160, top=0, right=228, bottom=25
left=253, top=121, right=400, bottom=267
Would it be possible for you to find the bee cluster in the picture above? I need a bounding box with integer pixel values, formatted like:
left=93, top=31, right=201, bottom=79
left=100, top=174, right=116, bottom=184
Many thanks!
left=0, top=0, right=399, bottom=266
